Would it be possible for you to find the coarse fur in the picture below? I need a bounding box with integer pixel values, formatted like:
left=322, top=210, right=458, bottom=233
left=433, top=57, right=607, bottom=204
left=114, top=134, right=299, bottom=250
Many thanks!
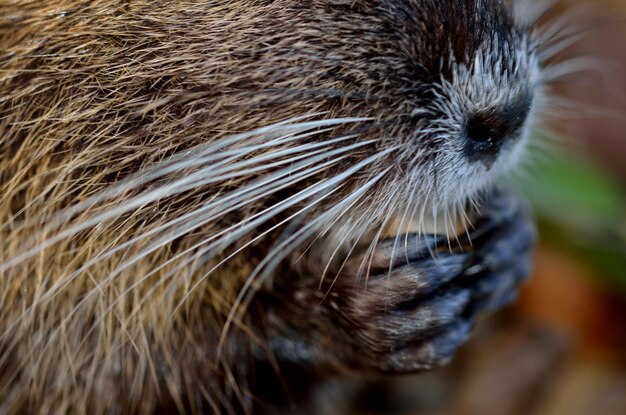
left=0, top=0, right=576, bottom=413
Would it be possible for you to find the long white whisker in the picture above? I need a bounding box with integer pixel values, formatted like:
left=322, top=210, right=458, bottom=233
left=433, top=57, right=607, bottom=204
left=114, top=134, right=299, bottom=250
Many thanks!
left=317, top=200, right=376, bottom=300
left=13, top=162, right=345, bottom=330
left=34, top=115, right=364, bottom=220
left=104, top=140, right=376, bottom=278
left=4, top=140, right=380, bottom=342
left=103, top=156, right=358, bottom=319
left=173, top=148, right=398, bottom=309
left=217, top=163, right=395, bottom=357
left=61, top=144, right=388, bottom=345
left=27, top=147, right=343, bottom=299
left=354, top=186, right=400, bottom=287
left=1, top=119, right=371, bottom=270
left=541, top=56, right=617, bottom=83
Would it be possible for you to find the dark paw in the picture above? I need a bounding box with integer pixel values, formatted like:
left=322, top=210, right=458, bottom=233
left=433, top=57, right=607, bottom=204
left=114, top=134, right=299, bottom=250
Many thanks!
left=335, top=190, right=536, bottom=373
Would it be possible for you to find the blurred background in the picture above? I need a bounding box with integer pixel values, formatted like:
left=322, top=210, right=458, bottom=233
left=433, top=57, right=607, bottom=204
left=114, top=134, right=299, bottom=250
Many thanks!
left=300, top=1, right=626, bottom=414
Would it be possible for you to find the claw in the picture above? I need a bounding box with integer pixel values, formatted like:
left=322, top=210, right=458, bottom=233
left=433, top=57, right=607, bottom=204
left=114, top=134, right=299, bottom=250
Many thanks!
left=268, top=189, right=537, bottom=377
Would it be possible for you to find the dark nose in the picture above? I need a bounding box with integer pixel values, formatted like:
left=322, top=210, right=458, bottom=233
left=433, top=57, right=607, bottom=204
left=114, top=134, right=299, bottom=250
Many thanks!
left=463, top=94, right=532, bottom=166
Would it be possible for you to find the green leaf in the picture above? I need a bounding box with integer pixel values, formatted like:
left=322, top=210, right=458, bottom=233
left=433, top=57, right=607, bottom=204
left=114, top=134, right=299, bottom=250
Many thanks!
left=512, top=141, right=626, bottom=288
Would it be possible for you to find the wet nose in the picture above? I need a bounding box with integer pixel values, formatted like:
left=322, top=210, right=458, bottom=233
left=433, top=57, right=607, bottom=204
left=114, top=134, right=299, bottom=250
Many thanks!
left=463, top=95, right=532, bottom=166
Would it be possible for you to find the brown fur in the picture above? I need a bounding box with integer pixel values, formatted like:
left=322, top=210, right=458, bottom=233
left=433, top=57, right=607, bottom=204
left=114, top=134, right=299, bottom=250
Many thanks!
left=1, top=1, right=550, bottom=413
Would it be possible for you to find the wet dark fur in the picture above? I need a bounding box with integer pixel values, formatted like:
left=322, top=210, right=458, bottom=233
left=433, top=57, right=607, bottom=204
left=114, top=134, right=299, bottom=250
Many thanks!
left=1, top=1, right=541, bottom=413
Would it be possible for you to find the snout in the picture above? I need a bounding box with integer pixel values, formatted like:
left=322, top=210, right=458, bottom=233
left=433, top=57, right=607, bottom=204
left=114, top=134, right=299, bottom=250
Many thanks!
left=463, top=92, right=533, bottom=167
